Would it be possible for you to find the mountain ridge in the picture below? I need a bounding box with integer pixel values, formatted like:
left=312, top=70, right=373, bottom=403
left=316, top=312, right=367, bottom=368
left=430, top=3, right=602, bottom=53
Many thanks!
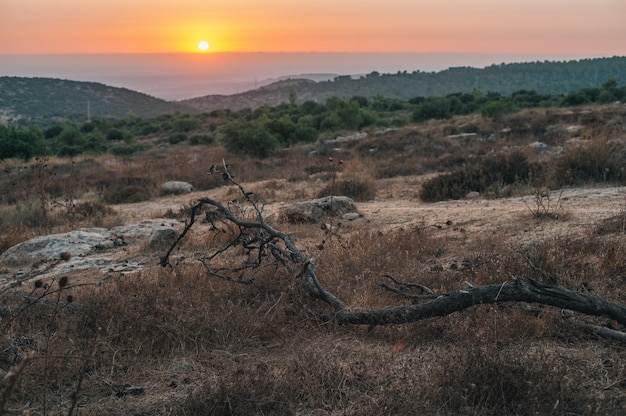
left=181, top=56, right=626, bottom=112
left=1, top=56, right=625, bottom=125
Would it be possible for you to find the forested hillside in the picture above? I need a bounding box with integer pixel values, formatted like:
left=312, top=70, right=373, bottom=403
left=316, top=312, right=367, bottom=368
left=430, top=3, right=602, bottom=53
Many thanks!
left=0, top=77, right=190, bottom=127
left=1, top=56, right=624, bottom=127
left=184, top=56, right=626, bottom=112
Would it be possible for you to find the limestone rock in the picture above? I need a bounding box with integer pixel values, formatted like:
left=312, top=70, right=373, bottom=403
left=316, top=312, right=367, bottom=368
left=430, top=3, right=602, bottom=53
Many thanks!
left=0, top=219, right=181, bottom=283
left=148, top=227, right=177, bottom=248
left=161, top=181, right=194, bottom=195
left=282, top=196, right=357, bottom=223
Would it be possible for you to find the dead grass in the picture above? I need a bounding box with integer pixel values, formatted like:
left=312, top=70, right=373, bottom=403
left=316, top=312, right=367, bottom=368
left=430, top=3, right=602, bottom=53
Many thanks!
left=2, top=104, right=626, bottom=414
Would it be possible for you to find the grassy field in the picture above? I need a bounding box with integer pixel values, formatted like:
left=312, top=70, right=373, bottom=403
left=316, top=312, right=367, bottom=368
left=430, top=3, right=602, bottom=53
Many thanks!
left=1, top=104, right=625, bottom=415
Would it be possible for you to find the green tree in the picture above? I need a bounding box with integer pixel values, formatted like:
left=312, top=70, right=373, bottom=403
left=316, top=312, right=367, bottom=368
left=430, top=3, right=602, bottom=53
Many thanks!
left=480, top=99, right=516, bottom=120
left=222, top=122, right=279, bottom=158
left=412, top=98, right=452, bottom=122
left=57, top=124, right=86, bottom=156
left=0, top=125, right=47, bottom=160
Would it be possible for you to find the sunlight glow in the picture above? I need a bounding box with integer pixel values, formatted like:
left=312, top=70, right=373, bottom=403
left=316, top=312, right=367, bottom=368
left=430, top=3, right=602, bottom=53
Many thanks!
left=198, top=40, right=210, bottom=51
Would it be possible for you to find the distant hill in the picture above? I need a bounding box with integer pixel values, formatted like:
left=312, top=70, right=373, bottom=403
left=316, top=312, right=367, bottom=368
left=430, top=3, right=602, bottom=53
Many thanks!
left=0, top=77, right=191, bottom=127
left=2, top=57, right=625, bottom=126
left=182, top=56, right=626, bottom=112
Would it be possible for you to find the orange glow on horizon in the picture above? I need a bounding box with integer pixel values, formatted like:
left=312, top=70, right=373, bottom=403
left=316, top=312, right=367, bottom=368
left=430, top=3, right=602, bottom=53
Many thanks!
left=1, top=0, right=625, bottom=55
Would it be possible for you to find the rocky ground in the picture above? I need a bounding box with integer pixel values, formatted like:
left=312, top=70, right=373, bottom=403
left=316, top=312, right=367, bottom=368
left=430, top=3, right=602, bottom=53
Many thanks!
left=1, top=176, right=624, bottom=289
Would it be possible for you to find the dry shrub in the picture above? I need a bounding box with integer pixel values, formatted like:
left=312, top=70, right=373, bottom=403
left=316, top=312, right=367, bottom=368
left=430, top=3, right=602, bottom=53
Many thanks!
left=317, top=178, right=376, bottom=202
left=0, top=223, right=35, bottom=255
left=420, top=151, right=532, bottom=202
left=104, top=184, right=151, bottom=204
left=433, top=343, right=587, bottom=415
left=554, top=137, right=626, bottom=186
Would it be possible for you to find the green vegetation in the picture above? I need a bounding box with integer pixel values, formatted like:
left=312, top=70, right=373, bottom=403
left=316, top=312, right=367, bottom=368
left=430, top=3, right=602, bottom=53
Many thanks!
left=2, top=78, right=625, bottom=160
left=184, top=56, right=626, bottom=111
left=0, top=76, right=188, bottom=126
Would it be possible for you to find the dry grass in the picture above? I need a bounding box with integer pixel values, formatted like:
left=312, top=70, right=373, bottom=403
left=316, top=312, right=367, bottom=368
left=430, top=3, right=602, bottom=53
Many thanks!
left=1, top=104, right=626, bottom=414
left=2, top=224, right=625, bottom=415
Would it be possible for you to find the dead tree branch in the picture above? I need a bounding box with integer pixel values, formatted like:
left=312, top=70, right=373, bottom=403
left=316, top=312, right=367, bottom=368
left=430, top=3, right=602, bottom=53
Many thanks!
left=161, top=163, right=626, bottom=336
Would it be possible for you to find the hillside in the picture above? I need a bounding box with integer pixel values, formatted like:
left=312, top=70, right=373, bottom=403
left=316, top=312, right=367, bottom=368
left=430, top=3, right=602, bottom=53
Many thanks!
left=183, top=56, right=626, bottom=112
left=0, top=77, right=191, bottom=127
left=2, top=56, right=625, bottom=126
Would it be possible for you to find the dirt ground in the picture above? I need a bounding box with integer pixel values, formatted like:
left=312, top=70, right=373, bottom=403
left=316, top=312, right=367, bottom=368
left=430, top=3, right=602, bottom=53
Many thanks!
left=117, top=176, right=626, bottom=245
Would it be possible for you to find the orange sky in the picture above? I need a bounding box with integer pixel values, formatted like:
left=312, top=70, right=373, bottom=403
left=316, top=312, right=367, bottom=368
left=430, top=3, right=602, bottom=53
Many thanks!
left=1, top=0, right=625, bottom=54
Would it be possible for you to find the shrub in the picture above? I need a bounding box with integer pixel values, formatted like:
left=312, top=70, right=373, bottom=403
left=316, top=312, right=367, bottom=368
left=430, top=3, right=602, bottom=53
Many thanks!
left=222, top=122, right=279, bottom=158
left=104, top=185, right=151, bottom=204
left=412, top=98, right=452, bottom=122
left=168, top=133, right=188, bottom=145
left=554, top=139, right=626, bottom=186
left=420, top=151, right=531, bottom=202
left=317, top=178, right=376, bottom=201
left=480, top=99, right=517, bottom=120
left=110, top=144, right=143, bottom=156
left=189, top=134, right=215, bottom=145
left=105, top=128, right=125, bottom=141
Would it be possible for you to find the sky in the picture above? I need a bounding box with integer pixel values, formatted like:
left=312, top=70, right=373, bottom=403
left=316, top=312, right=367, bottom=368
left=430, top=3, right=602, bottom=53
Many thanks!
left=1, top=0, right=625, bottom=55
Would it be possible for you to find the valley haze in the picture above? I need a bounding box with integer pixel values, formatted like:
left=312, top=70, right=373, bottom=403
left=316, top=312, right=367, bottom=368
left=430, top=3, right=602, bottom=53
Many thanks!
left=0, top=52, right=612, bottom=101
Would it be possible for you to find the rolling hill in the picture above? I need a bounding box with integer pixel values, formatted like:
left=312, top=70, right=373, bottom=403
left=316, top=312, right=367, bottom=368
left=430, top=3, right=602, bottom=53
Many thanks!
left=182, top=56, right=626, bottom=112
left=1, top=56, right=625, bottom=126
left=0, top=77, right=192, bottom=127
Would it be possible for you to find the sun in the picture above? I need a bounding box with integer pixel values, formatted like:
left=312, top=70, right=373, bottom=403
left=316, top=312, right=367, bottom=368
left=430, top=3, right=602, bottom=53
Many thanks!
left=197, top=40, right=210, bottom=51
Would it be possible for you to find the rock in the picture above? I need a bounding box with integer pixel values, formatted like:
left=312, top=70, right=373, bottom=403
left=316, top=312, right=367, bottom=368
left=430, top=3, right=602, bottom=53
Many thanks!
left=466, top=191, right=480, bottom=200
left=148, top=228, right=177, bottom=248
left=0, top=219, right=181, bottom=283
left=282, top=196, right=357, bottom=223
left=342, top=212, right=362, bottom=221
left=529, top=141, right=549, bottom=154
left=161, top=181, right=194, bottom=195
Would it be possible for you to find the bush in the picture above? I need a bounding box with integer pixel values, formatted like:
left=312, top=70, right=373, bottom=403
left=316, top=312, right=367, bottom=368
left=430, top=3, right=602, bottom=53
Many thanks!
left=110, top=144, right=143, bottom=156
left=420, top=151, right=531, bottom=202
left=106, top=128, right=125, bottom=141
left=0, top=125, right=48, bottom=161
left=480, top=99, right=517, bottom=120
left=189, top=134, right=215, bottom=145
left=168, top=133, right=188, bottom=145
left=317, top=178, right=376, bottom=201
left=222, top=122, right=279, bottom=158
left=555, top=139, right=626, bottom=186
left=104, top=185, right=151, bottom=204
left=412, top=98, right=452, bottom=122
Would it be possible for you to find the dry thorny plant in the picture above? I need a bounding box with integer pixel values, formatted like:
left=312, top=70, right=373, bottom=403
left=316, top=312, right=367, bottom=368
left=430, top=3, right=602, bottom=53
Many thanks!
left=0, top=275, right=100, bottom=416
left=160, top=160, right=626, bottom=335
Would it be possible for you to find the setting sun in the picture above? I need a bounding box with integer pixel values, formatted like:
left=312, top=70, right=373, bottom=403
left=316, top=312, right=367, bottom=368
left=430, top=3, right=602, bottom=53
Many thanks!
left=198, top=41, right=210, bottom=51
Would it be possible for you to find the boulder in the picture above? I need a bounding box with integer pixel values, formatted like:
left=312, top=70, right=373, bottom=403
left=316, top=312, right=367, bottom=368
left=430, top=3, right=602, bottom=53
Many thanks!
left=161, top=181, right=194, bottom=195
left=282, top=196, right=357, bottom=223
left=0, top=219, right=181, bottom=282
left=148, top=227, right=177, bottom=248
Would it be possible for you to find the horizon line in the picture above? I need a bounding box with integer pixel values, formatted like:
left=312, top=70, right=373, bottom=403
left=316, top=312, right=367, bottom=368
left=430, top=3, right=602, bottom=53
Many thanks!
left=1, top=51, right=623, bottom=56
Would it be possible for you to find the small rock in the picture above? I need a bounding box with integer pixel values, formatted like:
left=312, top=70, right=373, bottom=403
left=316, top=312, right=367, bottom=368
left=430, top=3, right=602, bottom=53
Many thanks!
left=161, top=181, right=194, bottom=195
left=342, top=212, right=361, bottom=221
left=282, top=196, right=357, bottom=224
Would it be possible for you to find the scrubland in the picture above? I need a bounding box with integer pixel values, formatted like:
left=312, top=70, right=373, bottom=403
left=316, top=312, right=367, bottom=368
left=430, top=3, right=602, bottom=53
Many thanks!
left=1, top=104, right=626, bottom=415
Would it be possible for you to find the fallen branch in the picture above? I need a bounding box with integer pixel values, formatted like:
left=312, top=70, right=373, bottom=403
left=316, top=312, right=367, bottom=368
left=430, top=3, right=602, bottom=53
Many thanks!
left=161, top=163, right=626, bottom=337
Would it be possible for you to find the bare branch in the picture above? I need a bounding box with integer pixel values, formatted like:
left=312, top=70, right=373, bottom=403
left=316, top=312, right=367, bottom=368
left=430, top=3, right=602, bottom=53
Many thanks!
left=162, top=163, right=626, bottom=340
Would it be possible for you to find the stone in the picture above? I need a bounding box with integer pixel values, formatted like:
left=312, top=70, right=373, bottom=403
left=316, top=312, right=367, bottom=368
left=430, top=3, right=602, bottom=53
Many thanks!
left=0, top=219, right=181, bottom=284
left=161, top=181, right=194, bottom=195
left=282, top=196, right=357, bottom=223
left=342, top=212, right=362, bottom=221
left=148, top=227, right=177, bottom=248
